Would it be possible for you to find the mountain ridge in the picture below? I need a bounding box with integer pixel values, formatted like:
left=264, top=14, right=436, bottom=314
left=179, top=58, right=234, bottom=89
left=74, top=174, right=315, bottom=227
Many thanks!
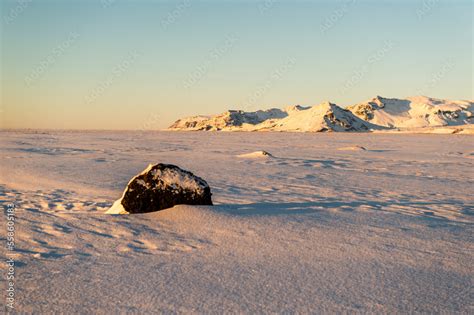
left=168, top=96, right=474, bottom=132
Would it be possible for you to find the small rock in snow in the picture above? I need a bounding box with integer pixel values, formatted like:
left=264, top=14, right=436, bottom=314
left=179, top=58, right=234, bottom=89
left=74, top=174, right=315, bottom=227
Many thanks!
left=237, top=150, right=274, bottom=158
left=337, top=146, right=367, bottom=151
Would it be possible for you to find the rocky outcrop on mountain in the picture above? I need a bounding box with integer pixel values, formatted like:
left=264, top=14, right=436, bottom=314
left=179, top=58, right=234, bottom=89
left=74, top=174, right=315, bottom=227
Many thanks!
left=106, top=164, right=212, bottom=214
left=169, top=108, right=287, bottom=131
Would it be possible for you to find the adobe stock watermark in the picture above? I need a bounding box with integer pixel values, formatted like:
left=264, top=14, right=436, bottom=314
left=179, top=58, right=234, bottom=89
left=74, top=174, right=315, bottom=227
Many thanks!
left=101, top=0, right=117, bottom=9
left=161, top=0, right=191, bottom=30
left=243, top=56, right=296, bottom=111
left=417, top=0, right=439, bottom=19
left=139, top=113, right=161, bottom=131
left=258, top=0, right=277, bottom=15
left=340, top=40, right=394, bottom=95
left=183, top=33, right=239, bottom=89
left=85, top=51, right=141, bottom=105
left=320, top=0, right=357, bottom=34
left=3, top=0, right=32, bottom=25
left=24, top=32, right=80, bottom=87
left=5, top=203, right=16, bottom=310
left=415, top=58, right=454, bottom=96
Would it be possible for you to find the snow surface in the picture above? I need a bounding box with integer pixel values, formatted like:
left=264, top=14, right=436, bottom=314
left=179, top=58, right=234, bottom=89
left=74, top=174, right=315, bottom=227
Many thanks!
left=1, top=130, right=473, bottom=313
left=150, top=167, right=208, bottom=194
left=169, top=96, right=473, bottom=132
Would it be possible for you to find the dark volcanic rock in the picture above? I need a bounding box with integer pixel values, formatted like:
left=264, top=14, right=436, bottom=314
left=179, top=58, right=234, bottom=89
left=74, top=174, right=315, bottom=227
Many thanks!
left=107, top=164, right=212, bottom=214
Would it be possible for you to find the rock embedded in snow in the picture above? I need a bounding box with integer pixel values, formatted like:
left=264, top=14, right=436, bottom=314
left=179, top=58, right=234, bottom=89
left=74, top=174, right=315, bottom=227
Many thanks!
left=337, top=146, right=367, bottom=151
left=106, top=164, right=212, bottom=214
left=237, top=150, right=274, bottom=158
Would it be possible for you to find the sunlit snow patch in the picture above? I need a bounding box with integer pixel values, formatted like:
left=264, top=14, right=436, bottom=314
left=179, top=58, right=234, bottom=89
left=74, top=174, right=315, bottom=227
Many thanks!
left=237, top=150, right=274, bottom=159
left=337, top=146, right=367, bottom=151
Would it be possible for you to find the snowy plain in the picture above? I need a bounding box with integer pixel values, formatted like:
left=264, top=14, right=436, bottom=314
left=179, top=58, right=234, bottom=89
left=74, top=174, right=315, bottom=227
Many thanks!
left=1, top=130, right=473, bottom=313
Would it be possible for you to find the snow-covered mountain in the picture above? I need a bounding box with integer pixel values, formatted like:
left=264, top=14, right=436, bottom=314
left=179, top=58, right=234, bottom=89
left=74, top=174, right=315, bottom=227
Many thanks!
left=168, top=96, right=474, bottom=132
left=168, top=108, right=287, bottom=131
left=347, top=96, right=474, bottom=129
left=169, top=102, right=379, bottom=132
left=254, top=102, right=379, bottom=132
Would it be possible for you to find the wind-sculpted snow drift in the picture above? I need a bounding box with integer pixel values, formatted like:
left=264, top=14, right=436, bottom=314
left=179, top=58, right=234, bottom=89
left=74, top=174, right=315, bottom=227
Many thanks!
left=169, top=96, right=473, bottom=132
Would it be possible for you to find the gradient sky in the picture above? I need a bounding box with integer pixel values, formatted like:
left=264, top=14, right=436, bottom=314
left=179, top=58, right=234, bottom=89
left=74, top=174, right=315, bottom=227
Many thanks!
left=1, top=0, right=472, bottom=129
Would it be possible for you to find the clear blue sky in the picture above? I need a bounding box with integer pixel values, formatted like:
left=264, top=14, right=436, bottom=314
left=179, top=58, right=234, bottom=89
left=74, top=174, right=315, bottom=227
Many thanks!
left=1, top=0, right=472, bottom=129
